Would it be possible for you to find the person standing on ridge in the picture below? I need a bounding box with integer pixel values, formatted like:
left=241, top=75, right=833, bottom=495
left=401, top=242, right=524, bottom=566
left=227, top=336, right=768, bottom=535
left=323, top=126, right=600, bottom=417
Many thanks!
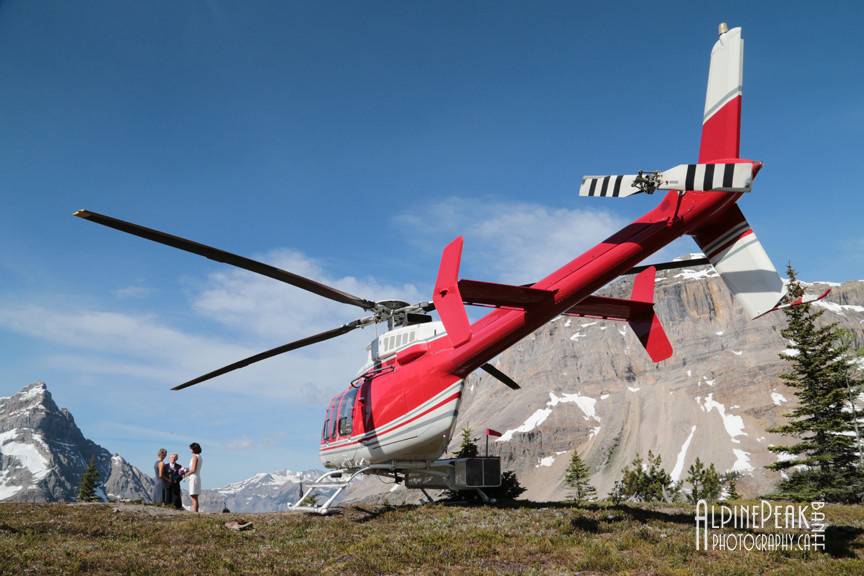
left=185, top=443, right=203, bottom=512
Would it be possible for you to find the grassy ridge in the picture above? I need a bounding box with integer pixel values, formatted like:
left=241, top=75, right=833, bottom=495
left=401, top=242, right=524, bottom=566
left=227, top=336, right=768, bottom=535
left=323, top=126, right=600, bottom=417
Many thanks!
left=0, top=501, right=862, bottom=575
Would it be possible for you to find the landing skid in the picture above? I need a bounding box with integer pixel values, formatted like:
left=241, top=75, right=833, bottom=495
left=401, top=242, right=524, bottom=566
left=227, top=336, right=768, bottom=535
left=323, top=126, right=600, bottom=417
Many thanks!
left=289, top=465, right=396, bottom=514
left=289, top=457, right=502, bottom=514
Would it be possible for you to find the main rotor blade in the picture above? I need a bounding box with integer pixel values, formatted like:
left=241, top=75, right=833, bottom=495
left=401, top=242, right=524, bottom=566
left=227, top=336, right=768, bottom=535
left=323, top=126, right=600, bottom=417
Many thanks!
left=479, top=363, right=521, bottom=390
left=172, top=321, right=363, bottom=391
left=73, top=209, right=378, bottom=311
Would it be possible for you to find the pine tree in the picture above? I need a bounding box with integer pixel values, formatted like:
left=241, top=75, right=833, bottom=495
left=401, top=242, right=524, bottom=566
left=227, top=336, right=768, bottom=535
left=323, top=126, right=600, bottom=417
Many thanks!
left=455, top=427, right=479, bottom=458
left=489, top=471, right=526, bottom=501
left=563, top=450, right=596, bottom=503
left=685, top=458, right=722, bottom=503
left=619, top=451, right=677, bottom=502
left=722, top=471, right=741, bottom=501
left=767, top=264, right=864, bottom=503
left=608, top=480, right=625, bottom=504
left=77, top=457, right=100, bottom=502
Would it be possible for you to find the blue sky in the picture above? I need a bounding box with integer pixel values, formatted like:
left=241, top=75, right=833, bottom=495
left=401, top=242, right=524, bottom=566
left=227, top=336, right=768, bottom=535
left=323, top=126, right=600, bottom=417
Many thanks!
left=1, top=1, right=862, bottom=487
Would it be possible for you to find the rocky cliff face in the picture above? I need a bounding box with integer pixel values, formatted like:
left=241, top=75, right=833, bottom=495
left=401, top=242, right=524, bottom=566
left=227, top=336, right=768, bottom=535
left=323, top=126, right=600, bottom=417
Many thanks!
left=454, top=265, right=864, bottom=501
left=0, top=382, right=153, bottom=502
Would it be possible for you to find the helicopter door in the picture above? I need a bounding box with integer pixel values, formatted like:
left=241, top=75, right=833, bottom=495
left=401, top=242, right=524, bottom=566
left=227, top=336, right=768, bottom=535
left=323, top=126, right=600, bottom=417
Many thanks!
left=328, top=394, right=343, bottom=442
left=337, top=388, right=358, bottom=438
left=359, top=378, right=374, bottom=433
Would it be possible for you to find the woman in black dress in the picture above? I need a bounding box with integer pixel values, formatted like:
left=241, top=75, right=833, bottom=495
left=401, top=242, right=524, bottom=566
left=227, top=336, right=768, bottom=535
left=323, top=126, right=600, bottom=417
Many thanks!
left=152, top=448, right=169, bottom=505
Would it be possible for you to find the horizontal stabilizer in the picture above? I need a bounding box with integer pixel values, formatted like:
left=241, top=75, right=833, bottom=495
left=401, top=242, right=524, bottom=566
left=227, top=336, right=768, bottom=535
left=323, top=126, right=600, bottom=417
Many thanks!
left=564, top=267, right=672, bottom=362
left=459, top=279, right=556, bottom=308
left=579, top=161, right=759, bottom=197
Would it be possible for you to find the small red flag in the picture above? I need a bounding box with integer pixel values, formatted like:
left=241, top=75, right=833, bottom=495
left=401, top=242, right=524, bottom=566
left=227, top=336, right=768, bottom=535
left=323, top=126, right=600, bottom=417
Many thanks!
left=484, top=428, right=502, bottom=437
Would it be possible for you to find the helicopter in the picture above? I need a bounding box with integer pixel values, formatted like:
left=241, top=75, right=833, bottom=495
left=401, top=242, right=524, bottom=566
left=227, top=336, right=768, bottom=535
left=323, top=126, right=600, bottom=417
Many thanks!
left=75, top=24, right=826, bottom=511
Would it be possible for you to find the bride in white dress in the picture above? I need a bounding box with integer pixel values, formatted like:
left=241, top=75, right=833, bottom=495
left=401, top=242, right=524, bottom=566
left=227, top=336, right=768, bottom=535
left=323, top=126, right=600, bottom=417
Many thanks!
left=186, top=442, right=203, bottom=512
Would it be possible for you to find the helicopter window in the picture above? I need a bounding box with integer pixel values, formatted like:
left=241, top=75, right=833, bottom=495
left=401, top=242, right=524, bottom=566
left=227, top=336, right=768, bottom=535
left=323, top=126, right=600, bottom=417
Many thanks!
left=321, top=418, right=329, bottom=440
left=338, top=388, right=358, bottom=436
left=327, top=400, right=339, bottom=438
left=329, top=395, right=342, bottom=440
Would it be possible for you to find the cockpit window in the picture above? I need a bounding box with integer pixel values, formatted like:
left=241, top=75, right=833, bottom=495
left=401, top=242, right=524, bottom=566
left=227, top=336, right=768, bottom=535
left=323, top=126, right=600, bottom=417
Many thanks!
left=338, top=388, right=358, bottom=436
left=329, top=395, right=342, bottom=440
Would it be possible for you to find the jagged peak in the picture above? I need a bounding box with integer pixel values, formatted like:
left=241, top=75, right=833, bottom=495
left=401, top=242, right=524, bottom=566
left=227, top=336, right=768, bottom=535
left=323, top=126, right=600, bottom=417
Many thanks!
left=2, top=381, right=53, bottom=408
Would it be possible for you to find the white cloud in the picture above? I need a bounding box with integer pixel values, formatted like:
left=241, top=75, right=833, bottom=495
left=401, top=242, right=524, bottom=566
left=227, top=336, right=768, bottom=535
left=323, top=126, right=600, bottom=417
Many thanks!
left=0, top=250, right=420, bottom=405
left=113, top=285, right=153, bottom=299
left=192, top=248, right=421, bottom=340
left=394, top=197, right=628, bottom=284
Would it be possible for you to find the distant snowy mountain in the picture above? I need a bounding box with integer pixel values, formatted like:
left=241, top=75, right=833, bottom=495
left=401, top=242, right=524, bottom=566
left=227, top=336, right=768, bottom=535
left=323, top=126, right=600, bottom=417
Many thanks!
left=197, top=469, right=322, bottom=513
left=0, top=382, right=153, bottom=502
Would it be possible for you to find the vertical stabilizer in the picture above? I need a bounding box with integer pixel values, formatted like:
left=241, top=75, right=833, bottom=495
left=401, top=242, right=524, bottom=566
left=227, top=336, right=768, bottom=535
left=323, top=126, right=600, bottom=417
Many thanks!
left=700, top=25, right=743, bottom=161
left=692, top=26, right=787, bottom=318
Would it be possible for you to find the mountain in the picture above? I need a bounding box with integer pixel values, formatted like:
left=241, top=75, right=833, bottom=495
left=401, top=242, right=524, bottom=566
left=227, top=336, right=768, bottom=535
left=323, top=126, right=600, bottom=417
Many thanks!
left=458, top=265, right=864, bottom=500
left=348, top=262, right=864, bottom=503
left=196, top=469, right=321, bottom=512
left=0, top=382, right=153, bottom=502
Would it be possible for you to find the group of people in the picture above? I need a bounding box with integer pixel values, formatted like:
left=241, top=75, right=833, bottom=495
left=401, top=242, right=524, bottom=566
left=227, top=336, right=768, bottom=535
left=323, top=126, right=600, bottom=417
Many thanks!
left=153, top=442, right=203, bottom=512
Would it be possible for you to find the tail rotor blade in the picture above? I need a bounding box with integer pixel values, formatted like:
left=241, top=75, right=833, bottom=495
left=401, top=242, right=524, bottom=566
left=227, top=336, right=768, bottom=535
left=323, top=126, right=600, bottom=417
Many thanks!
left=172, top=320, right=364, bottom=391
left=73, top=209, right=378, bottom=311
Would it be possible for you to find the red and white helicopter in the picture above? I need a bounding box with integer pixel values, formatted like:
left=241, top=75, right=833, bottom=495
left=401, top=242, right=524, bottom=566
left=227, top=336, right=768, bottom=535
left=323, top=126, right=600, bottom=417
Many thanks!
left=76, top=24, right=825, bottom=511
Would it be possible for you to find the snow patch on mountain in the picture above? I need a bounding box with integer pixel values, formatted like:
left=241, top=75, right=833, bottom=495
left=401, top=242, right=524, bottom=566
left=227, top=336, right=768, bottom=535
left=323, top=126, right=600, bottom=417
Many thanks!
left=671, top=425, right=697, bottom=482
left=696, top=394, right=747, bottom=443
left=731, top=449, right=754, bottom=474
left=814, top=301, right=864, bottom=316
left=499, top=391, right=601, bottom=442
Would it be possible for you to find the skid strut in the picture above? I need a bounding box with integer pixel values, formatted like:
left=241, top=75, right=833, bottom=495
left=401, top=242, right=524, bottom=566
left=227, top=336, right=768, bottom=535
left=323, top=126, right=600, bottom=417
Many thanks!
left=290, top=465, right=393, bottom=514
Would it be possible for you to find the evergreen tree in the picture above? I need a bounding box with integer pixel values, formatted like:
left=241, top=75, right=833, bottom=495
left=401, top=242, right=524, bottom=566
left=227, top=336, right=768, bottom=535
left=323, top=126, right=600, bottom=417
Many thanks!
left=685, top=458, right=722, bottom=503
left=767, top=265, right=864, bottom=503
left=77, top=457, right=100, bottom=502
left=563, top=450, right=596, bottom=502
left=455, top=427, right=479, bottom=458
left=619, top=451, right=677, bottom=502
left=722, top=471, right=741, bottom=501
left=489, top=471, right=526, bottom=501
left=608, top=480, right=625, bottom=504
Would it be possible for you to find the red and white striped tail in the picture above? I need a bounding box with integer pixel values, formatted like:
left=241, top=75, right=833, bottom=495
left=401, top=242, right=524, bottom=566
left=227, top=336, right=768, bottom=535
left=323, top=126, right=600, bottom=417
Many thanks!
left=692, top=26, right=786, bottom=319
